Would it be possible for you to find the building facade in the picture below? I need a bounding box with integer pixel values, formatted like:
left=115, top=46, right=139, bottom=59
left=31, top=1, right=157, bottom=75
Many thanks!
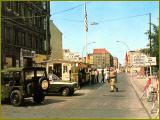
left=1, top=1, right=50, bottom=68
left=93, top=48, right=113, bottom=69
left=50, top=20, right=63, bottom=60
left=113, top=57, right=118, bottom=68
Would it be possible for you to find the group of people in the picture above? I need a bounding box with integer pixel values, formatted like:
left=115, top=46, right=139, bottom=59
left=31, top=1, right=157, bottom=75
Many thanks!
left=78, top=67, right=119, bottom=92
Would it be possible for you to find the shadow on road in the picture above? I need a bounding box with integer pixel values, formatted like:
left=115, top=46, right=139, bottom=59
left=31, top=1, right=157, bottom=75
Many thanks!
left=117, top=89, right=126, bottom=92
left=80, top=83, right=103, bottom=90
left=1, top=98, right=65, bottom=107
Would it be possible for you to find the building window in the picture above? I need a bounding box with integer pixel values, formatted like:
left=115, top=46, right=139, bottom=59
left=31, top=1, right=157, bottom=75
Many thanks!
left=18, top=31, right=21, bottom=45
left=28, top=34, right=32, bottom=48
left=28, top=9, right=32, bottom=24
left=13, top=2, right=19, bottom=13
left=20, top=5, right=25, bottom=22
left=5, top=56, right=12, bottom=68
left=21, top=32, right=25, bottom=47
left=43, top=2, right=46, bottom=10
left=32, top=35, right=36, bottom=49
left=5, top=26, right=11, bottom=44
left=6, top=1, right=12, bottom=10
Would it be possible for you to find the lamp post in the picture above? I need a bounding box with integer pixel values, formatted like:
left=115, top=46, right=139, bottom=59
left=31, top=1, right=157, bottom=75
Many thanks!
left=82, top=41, right=96, bottom=63
left=116, top=40, right=130, bottom=73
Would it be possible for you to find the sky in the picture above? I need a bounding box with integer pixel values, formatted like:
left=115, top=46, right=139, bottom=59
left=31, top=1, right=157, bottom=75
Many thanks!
left=50, top=1, right=158, bottom=65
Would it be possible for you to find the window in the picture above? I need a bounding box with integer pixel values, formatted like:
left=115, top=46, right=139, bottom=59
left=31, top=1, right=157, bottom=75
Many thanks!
left=18, top=31, right=21, bottom=45
left=21, top=32, right=25, bottom=47
left=25, top=71, right=34, bottom=80
left=15, top=29, right=18, bottom=45
left=20, top=5, right=25, bottom=22
left=28, top=9, right=32, bottom=24
left=5, top=26, right=11, bottom=44
left=6, top=1, right=12, bottom=9
left=27, top=34, right=32, bottom=48
left=36, top=36, right=39, bottom=50
left=32, top=35, right=36, bottom=49
left=5, top=57, right=12, bottom=67
left=37, top=70, right=46, bottom=77
left=13, top=2, right=18, bottom=13
left=43, top=2, right=46, bottom=10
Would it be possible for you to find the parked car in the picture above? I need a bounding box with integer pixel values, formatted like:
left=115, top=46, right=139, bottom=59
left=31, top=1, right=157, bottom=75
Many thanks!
left=1, top=67, right=49, bottom=106
left=48, top=73, right=78, bottom=96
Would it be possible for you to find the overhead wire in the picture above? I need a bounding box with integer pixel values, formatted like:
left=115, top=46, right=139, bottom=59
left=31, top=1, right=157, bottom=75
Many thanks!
left=53, top=2, right=90, bottom=15
left=53, top=13, right=150, bottom=24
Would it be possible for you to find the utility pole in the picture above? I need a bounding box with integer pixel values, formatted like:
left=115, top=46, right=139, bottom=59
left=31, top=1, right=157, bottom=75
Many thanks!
left=149, top=13, right=152, bottom=57
left=149, top=13, right=152, bottom=76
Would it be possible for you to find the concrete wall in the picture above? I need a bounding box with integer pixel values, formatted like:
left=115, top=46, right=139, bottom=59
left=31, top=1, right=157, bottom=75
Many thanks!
left=50, top=20, right=63, bottom=60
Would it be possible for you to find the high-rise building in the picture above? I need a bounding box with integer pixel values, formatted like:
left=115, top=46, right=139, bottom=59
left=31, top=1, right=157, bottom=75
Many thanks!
left=1, top=1, right=50, bottom=68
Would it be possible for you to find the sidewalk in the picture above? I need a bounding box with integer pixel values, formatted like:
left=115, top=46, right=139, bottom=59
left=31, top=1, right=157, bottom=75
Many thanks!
left=128, top=74, right=159, bottom=119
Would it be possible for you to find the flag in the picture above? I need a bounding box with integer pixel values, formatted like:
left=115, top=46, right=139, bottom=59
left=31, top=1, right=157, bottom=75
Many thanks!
left=85, top=3, right=88, bottom=32
left=125, top=52, right=128, bottom=63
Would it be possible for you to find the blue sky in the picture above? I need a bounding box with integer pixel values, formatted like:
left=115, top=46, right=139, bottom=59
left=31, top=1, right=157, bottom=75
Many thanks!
left=50, top=1, right=158, bottom=65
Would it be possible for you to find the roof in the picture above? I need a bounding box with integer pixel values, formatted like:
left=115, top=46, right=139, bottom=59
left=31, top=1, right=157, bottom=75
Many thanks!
left=93, top=48, right=109, bottom=54
left=1, top=67, right=46, bottom=72
left=1, top=67, right=23, bottom=72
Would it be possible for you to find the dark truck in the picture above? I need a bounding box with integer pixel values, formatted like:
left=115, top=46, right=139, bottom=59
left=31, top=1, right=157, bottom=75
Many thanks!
left=1, top=67, right=49, bottom=106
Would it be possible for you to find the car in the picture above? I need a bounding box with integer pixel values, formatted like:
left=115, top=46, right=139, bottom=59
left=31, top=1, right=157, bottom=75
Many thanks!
left=48, top=73, right=78, bottom=96
left=1, top=67, right=49, bottom=106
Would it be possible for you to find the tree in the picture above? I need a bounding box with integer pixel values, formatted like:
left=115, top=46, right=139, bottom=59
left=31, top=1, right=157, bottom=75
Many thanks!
left=143, top=24, right=159, bottom=75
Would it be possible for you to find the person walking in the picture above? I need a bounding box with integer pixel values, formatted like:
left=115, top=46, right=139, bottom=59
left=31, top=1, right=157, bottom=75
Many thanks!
left=105, top=70, right=109, bottom=83
left=91, top=69, right=95, bottom=84
left=109, top=67, right=118, bottom=92
left=96, top=69, right=99, bottom=83
left=101, top=69, right=105, bottom=83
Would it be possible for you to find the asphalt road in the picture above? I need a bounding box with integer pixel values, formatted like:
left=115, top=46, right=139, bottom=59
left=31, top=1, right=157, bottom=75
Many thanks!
left=1, top=73, right=150, bottom=119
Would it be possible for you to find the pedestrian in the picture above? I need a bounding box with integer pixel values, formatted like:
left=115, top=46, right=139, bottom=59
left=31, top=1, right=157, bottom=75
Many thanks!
left=91, top=69, right=95, bottom=84
left=94, top=69, right=97, bottom=83
left=109, top=67, right=118, bottom=92
left=105, top=70, right=109, bottom=83
left=96, top=69, right=99, bottom=83
left=101, top=69, right=105, bottom=83
left=69, top=70, right=72, bottom=82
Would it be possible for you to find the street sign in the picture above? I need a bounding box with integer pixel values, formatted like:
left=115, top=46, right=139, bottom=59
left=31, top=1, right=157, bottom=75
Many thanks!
left=145, top=57, right=157, bottom=66
left=132, top=55, right=146, bottom=66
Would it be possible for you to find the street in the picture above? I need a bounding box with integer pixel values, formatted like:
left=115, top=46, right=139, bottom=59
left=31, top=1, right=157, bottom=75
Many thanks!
left=1, top=73, right=150, bottom=119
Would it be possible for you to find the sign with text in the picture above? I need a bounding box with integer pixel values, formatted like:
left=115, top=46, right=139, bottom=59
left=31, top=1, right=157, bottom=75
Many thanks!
left=145, top=57, right=157, bottom=66
left=132, top=55, right=146, bottom=66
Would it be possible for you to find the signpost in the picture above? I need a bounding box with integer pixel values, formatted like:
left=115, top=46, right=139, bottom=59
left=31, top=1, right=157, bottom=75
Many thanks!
left=145, top=57, right=157, bottom=66
left=145, top=57, right=157, bottom=76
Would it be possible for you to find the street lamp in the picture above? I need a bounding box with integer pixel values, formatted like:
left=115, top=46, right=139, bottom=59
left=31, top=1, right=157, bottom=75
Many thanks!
left=116, top=40, right=130, bottom=51
left=116, top=40, right=130, bottom=73
left=82, top=41, right=96, bottom=62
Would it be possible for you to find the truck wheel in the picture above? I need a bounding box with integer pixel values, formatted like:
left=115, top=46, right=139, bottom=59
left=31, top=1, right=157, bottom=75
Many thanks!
left=69, top=89, right=74, bottom=96
left=61, top=88, right=70, bottom=96
left=33, top=94, right=45, bottom=104
left=10, top=90, right=23, bottom=106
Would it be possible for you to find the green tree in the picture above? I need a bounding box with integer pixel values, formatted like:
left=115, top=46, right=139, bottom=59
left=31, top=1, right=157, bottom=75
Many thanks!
left=143, top=24, right=159, bottom=73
